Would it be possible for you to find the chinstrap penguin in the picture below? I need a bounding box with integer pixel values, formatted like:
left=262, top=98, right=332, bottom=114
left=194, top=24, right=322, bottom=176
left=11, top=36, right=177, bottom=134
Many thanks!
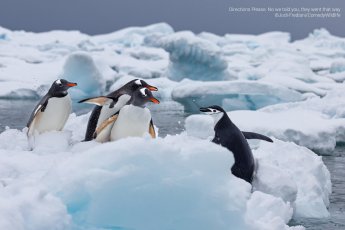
left=79, top=79, right=158, bottom=141
left=200, top=105, right=272, bottom=183
left=91, top=88, right=160, bottom=142
left=27, top=79, right=77, bottom=137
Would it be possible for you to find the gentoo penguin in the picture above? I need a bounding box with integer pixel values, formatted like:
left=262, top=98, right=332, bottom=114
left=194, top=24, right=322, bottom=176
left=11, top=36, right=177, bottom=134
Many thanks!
left=200, top=105, right=272, bottom=183
left=91, top=88, right=160, bottom=142
left=27, top=79, right=77, bottom=137
left=80, top=79, right=158, bottom=141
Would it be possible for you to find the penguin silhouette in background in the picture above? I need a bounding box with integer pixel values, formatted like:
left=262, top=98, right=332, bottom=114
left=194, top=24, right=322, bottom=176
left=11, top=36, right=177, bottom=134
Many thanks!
left=27, top=79, right=77, bottom=137
left=80, top=79, right=158, bottom=141
left=200, top=105, right=273, bottom=183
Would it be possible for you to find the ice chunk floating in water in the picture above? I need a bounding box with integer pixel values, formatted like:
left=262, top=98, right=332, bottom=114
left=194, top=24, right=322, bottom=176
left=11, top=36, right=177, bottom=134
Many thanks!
left=147, top=31, right=230, bottom=81
left=172, top=80, right=303, bottom=112
left=61, top=52, right=104, bottom=99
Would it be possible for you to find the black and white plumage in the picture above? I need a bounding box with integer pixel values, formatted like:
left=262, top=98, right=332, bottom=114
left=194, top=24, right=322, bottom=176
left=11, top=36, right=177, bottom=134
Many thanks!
left=200, top=105, right=272, bottom=183
left=27, top=79, right=77, bottom=137
left=80, top=79, right=158, bottom=141
left=92, top=88, right=160, bottom=143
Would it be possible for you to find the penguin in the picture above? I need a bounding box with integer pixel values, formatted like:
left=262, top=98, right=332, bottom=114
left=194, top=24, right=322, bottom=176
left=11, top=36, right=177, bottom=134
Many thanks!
left=200, top=105, right=272, bottom=183
left=79, top=79, right=158, bottom=141
left=90, top=88, right=160, bottom=142
left=27, top=79, right=77, bottom=137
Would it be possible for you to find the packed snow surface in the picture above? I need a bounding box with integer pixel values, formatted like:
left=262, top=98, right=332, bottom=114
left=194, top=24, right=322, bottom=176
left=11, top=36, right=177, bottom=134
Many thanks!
left=0, top=113, right=322, bottom=230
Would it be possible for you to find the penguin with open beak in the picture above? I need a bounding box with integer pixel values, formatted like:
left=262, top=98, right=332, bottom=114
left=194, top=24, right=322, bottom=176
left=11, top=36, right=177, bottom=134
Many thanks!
left=27, top=79, right=77, bottom=137
left=79, top=79, right=158, bottom=141
left=85, top=87, right=160, bottom=143
left=200, top=105, right=272, bottom=183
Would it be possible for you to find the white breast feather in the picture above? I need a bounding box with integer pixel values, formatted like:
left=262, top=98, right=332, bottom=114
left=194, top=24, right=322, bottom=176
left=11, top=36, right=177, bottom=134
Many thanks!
left=110, top=105, right=152, bottom=141
left=29, top=95, right=72, bottom=135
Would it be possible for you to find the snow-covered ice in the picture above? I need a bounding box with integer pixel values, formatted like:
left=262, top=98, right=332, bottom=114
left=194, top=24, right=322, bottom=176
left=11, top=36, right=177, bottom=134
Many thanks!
left=0, top=118, right=317, bottom=230
left=62, top=53, right=104, bottom=99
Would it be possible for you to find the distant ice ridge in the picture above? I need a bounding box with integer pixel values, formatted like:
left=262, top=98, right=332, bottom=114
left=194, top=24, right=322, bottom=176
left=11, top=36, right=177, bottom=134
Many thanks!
left=0, top=24, right=341, bottom=103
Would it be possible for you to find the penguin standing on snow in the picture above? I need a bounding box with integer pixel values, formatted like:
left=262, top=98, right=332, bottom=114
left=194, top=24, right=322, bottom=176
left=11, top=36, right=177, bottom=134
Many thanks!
left=200, top=105, right=272, bottom=183
left=88, top=88, right=160, bottom=142
left=27, top=79, right=77, bottom=137
left=80, top=79, right=158, bottom=141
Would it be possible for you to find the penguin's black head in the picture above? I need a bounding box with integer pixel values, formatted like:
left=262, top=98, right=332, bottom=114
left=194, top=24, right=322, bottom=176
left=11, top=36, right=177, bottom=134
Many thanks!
left=125, top=79, right=158, bottom=92
left=200, top=105, right=226, bottom=125
left=49, top=79, right=77, bottom=96
left=131, top=88, right=160, bottom=107
left=199, top=105, right=225, bottom=115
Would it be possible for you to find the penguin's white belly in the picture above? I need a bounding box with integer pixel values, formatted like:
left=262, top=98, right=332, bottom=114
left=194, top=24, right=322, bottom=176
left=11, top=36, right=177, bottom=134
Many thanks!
left=96, top=94, right=131, bottom=128
left=35, top=95, right=71, bottom=133
left=110, top=105, right=151, bottom=141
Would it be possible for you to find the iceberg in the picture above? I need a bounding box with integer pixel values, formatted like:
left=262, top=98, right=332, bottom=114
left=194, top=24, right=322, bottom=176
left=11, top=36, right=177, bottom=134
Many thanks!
left=61, top=53, right=105, bottom=99
left=172, top=80, right=303, bottom=112
left=147, top=31, right=230, bottom=81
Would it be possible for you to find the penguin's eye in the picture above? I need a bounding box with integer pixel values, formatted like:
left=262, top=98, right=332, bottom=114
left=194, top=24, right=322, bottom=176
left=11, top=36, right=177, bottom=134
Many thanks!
left=55, top=80, right=62, bottom=86
left=212, top=109, right=217, bottom=113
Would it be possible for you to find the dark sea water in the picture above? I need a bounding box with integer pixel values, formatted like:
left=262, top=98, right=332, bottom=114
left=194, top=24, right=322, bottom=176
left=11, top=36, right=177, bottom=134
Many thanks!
left=0, top=99, right=344, bottom=229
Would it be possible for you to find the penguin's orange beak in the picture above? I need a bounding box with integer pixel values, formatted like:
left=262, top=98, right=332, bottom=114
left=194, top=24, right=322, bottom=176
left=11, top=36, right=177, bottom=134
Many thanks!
left=149, top=97, right=160, bottom=104
left=67, top=82, right=77, bottom=87
left=146, top=85, right=158, bottom=91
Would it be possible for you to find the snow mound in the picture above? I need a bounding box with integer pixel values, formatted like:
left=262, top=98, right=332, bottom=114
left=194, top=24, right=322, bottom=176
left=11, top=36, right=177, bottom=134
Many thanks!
left=253, top=140, right=331, bottom=218
left=245, top=191, right=299, bottom=230
left=45, top=135, right=253, bottom=230
left=0, top=118, right=322, bottom=230
left=172, top=80, right=303, bottom=112
left=0, top=126, right=259, bottom=230
left=0, top=185, right=70, bottom=230
left=147, top=31, right=229, bottom=81
left=62, top=52, right=104, bottom=99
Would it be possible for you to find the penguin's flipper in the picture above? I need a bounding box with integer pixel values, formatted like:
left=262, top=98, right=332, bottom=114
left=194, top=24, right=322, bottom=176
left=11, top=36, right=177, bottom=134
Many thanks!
left=93, top=114, right=119, bottom=142
left=79, top=96, right=113, bottom=106
left=27, top=96, right=49, bottom=136
left=148, top=119, right=156, bottom=138
left=242, top=131, right=273, bottom=143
